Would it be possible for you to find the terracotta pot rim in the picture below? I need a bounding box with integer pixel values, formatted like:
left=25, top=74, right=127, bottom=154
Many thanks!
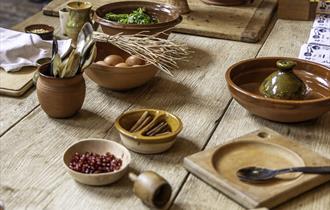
left=95, top=1, right=182, bottom=29
left=225, top=57, right=330, bottom=105
left=38, top=62, right=83, bottom=80
left=114, top=108, right=183, bottom=143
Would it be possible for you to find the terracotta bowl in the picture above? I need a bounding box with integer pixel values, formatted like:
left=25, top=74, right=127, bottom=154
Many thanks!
left=115, top=109, right=183, bottom=154
left=63, top=138, right=131, bottom=186
left=85, top=42, right=158, bottom=90
left=37, top=63, right=86, bottom=118
left=225, top=57, right=330, bottom=123
left=25, top=24, right=54, bottom=40
left=95, top=1, right=182, bottom=38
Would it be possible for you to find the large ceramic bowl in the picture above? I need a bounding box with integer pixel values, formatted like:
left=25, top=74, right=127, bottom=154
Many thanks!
left=115, top=109, right=183, bottom=154
left=95, top=1, right=182, bottom=38
left=85, top=42, right=158, bottom=90
left=225, top=57, right=330, bottom=123
left=63, top=138, right=131, bottom=186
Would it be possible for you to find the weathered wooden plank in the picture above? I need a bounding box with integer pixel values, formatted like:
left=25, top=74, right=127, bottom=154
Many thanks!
left=0, top=89, right=38, bottom=136
left=173, top=19, right=330, bottom=210
left=0, top=31, right=262, bottom=210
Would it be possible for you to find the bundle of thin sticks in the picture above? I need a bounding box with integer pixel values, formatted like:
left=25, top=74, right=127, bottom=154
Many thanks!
left=92, top=30, right=192, bottom=76
left=129, top=111, right=171, bottom=136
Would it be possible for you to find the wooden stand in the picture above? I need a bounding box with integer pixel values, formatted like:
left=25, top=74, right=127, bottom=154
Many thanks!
left=278, top=0, right=318, bottom=20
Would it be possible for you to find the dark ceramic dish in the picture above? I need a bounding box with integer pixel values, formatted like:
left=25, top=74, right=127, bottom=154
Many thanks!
left=95, top=1, right=182, bottom=38
left=225, top=57, right=330, bottom=123
left=25, top=24, right=54, bottom=40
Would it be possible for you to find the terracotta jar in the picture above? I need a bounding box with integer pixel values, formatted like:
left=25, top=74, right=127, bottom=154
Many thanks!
left=36, top=63, right=86, bottom=118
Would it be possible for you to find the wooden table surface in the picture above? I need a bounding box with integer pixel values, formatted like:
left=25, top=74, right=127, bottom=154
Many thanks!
left=1, top=2, right=329, bottom=210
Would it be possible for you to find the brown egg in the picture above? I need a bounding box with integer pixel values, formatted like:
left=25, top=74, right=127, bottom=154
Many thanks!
left=95, top=61, right=108, bottom=66
left=115, top=62, right=130, bottom=68
left=104, top=55, right=124, bottom=66
left=126, top=55, right=145, bottom=66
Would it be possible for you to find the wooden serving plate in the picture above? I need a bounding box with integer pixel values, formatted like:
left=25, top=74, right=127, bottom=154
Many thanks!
left=183, top=128, right=330, bottom=209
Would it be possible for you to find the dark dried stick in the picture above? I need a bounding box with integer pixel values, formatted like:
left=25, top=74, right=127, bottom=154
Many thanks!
left=155, top=131, right=171, bottom=136
left=146, top=122, right=168, bottom=136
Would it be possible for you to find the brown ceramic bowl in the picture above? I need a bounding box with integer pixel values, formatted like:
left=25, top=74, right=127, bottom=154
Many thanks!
left=85, top=42, right=158, bottom=90
left=63, top=138, right=131, bottom=186
left=95, top=1, right=182, bottom=38
left=25, top=24, right=54, bottom=40
left=225, top=57, right=330, bottom=123
left=115, top=109, right=183, bottom=154
left=37, top=63, right=86, bottom=118
left=200, top=0, right=252, bottom=6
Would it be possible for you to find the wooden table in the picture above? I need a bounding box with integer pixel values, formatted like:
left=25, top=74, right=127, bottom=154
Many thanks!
left=1, top=3, right=329, bottom=210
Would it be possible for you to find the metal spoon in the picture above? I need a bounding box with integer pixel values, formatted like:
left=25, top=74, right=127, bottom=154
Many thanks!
left=77, top=22, right=94, bottom=71
left=80, top=43, right=97, bottom=71
left=49, top=37, right=59, bottom=76
left=237, top=166, right=330, bottom=182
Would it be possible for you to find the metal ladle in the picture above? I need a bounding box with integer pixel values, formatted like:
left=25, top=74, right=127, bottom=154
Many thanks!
left=237, top=166, right=330, bottom=183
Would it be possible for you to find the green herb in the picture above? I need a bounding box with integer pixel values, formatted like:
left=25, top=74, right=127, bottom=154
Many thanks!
left=104, top=8, right=158, bottom=24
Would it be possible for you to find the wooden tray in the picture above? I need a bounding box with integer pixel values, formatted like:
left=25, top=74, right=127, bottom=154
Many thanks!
left=0, top=67, right=35, bottom=97
left=183, top=128, right=330, bottom=209
left=42, top=0, right=276, bottom=43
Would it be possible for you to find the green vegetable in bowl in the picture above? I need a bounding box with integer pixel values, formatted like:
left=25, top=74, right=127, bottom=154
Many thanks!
left=105, top=8, right=158, bottom=24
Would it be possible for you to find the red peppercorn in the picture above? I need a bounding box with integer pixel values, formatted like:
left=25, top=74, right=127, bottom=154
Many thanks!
left=69, top=152, right=123, bottom=174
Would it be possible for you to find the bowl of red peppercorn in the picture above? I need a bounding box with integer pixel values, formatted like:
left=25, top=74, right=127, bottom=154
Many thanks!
left=63, top=138, right=131, bottom=186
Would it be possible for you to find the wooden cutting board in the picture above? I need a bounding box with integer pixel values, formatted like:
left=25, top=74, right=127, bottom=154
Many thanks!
left=0, top=67, right=36, bottom=97
left=183, top=128, right=330, bottom=209
left=43, top=0, right=277, bottom=43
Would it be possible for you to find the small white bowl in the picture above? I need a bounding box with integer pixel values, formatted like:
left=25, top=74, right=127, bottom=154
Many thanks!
left=63, top=138, right=131, bottom=186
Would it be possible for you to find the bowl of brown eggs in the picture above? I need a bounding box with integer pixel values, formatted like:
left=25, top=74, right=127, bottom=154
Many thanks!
left=85, top=42, right=158, bottom=90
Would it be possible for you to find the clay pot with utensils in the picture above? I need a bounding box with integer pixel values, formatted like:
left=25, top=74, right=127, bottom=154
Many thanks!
left=36, top=63, right=86, bottom=118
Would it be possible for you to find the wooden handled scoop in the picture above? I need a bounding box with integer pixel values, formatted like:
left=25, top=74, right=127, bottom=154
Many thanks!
left=129, top=171, right=172, bottom=208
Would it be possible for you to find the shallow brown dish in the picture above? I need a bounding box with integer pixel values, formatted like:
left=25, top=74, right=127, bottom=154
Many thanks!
left=95, top=1, right=182, bottom=38
left=25, top=24, right=54, bottom=40
left=63, top=138, right=131, bottom=186
left=225, top=57, right=330, bottom=123
left=115, top=109, right=183, bottom=154
left=85, top=42, right=158, bottom=90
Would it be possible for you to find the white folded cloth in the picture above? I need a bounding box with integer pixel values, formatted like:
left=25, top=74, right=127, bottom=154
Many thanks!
left=0, top=27, right=71, bottom=72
